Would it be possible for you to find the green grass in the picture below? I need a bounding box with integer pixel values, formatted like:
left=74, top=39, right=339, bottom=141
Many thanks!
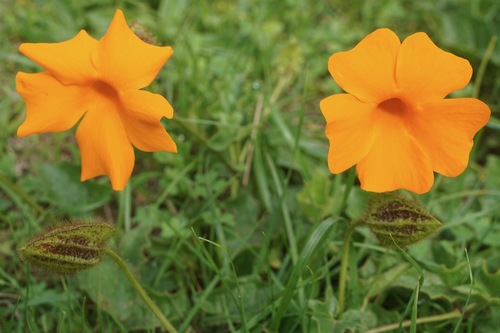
left=1, top=0, right=500, bottom=332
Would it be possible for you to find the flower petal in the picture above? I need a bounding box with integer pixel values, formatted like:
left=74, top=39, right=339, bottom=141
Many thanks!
left=329, top=28, right=400, bottom=103
left=396, top=32, right=472, bottom=102
left=357, top=109, right=434, bottom=194
left=320, top=94, right=376, bottom=173
left=76, top=101, right=134, bottom=191
left=120, top=90, right=176, bottom=152
left=120, top=90, right=173, bottom=122
left=122, top=116, right=177, bottom=153
left=408, top=98, right=490, bottom=176
left=92, top=9, right=173, bottom=90
left=16, top=72, right=89, bottom=136
left=19, top=30, right=98, bottom=85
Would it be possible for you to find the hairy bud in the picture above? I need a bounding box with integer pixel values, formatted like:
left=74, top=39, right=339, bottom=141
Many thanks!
left=19, top=221, right=115, bottom=275
left=363, top=193, right=441, bottom=247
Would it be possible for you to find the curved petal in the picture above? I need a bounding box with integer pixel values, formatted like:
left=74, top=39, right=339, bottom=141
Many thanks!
left=320, top=94, right=377, bottom=173
left=16, top=72, right=89, bottom=136
left=408, top=98, right=490, bottom=176
left=396, top=32, right=472, bottom=102
left=76, top=100, right=134, bottom=191
left=119, top=89, right=176, bottom=152
left=120, top=90, right=173, bottom=122
left=329, top=28, right=400, bottom=103
left=356, top=109, right=434, bottom=194
left=92, top=9, right=173, bottom=90
left=121, top=115, right=177, bottom=152
left=19, top=30, right=98, bottom=85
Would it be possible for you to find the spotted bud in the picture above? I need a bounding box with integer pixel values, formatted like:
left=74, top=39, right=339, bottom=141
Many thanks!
left=19, top=221, right=116, bottom=275
left=363, top=193, right=441, bottom=247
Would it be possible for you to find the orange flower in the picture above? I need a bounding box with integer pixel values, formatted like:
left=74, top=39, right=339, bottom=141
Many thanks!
left=320, top=28, right=490, bottom=194
left=16, top=9, right=176, bottom=191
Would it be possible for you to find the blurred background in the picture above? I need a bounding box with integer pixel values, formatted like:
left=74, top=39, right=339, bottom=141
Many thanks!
left=0, top=0, right=499, bottom=332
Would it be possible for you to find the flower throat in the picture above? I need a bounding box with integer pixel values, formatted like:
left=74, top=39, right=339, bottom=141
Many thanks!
left=378, top=98, right=408, bottom=116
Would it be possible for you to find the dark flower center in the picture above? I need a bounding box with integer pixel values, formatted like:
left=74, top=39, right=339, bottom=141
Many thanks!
left=378, top=98, right=408, bottom=116
left=91, top=81, right=119, bottom=102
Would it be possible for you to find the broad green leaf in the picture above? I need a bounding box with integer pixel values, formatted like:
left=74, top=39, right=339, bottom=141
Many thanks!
left=36, top=163, right=111, bottom=214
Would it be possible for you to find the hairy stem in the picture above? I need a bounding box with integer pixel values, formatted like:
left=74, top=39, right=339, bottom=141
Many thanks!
left=366, top=309, right=463, bottom=333
left=103, top=248, right=178, bottom=333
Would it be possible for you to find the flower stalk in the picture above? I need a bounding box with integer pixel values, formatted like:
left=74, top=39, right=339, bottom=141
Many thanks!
left=366, top=309, right=464, bottom=333
left=338, top=194, right=442, bottom=315
left=103, top=248, right=178, bottom=333
left=18, top=219, right=177, bottom=331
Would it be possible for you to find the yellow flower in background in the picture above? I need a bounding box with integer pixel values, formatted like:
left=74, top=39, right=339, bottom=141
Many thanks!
left=320, top=28, right=490, bottom=194
left=16, top=9, right=176, bottom=191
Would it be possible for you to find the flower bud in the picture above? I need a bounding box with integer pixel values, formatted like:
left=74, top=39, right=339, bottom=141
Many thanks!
left=363, top=193, right=441, bottom=247
left=19, top=221, right=116, bottom=275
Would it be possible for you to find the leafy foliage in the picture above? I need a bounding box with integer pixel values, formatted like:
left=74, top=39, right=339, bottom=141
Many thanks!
left=0, top=0, right=499, bottom=332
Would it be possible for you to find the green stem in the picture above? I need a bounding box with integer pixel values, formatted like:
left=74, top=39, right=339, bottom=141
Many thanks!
left=123, top=183, right=132, bottom=232
left=472, top=35, right=497, bottom=99
left=338, top=167, right=357, bottom=215
left=103, top=248, right=177, bottom=333
left=338, top=219, right=362, bottom=315
left=366, top=309, right=463, bottom=333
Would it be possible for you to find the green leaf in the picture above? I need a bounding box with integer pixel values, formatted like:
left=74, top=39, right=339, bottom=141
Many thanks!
left=309, top=285, right=338, bottom=333
left=440, top=10, right=500, bottom=66
left=296, top=168, right=335, bottom=223
left=270, top=217, right=340, bottom=331
left=364, top=263, right=411, bottom=299
left=36, top=163, right=111, bottom=214
left=332, top=309, right=377, bottom=333
left=78, top=257, right=174, bottom=330
left=478, top=260, right=500, bottom=297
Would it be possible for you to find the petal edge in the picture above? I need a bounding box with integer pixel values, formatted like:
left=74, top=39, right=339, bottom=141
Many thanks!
left=396, top=32, right=472, bottom=102
left=329, top=28, right=400, bottom=103
left=320, top=94, right=377, bottom=173
left=16, top=72, right=89, bottom=136
left=92, top=9, right=173, bottom=90
left=76, top=102, right=134, bottom=191
left=408, top=98, right=490, bottom=176
left=19, top=30, right=98, bottom=85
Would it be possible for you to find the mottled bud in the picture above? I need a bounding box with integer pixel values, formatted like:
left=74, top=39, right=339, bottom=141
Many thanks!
left=19, top=221, right=116, bottom=275
left=129, top=20, right=158, bottom=45
left=363, top=193, right=441, bottom=247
